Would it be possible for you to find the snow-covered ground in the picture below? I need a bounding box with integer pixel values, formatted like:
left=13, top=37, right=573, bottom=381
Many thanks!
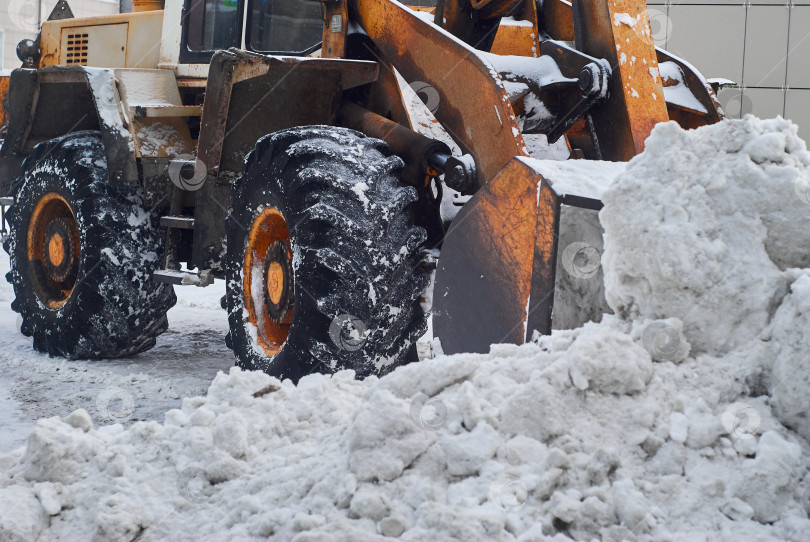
left=0, top=253, right=234, bottom=455
left=0, top=117, right=809, bottom=541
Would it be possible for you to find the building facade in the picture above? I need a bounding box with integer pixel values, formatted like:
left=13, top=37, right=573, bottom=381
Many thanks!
left=642, top=1, right=807, bottom=139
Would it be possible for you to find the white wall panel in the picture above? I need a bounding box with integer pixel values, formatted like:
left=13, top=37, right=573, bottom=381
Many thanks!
left=786, top=89, right=810, bottom=140
left=653, top=1, right=807, bottom=138
left=788, top=6, right=810, bottom=88
left=667, top=5, right=747, bottom=82
left=743, top=6, right=789, bottom=88
left=745, top=87, right=787, bottom=118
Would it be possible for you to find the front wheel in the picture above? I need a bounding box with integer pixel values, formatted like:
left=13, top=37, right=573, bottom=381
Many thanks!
left=225, top=126, right=430, bottom=382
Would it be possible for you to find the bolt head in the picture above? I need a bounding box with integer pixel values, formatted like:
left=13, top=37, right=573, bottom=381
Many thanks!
left=578, top=68, right=594, bottom=93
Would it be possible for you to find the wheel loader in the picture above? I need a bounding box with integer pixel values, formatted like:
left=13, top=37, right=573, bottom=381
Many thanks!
left=0, top=0, right=725, bottom=381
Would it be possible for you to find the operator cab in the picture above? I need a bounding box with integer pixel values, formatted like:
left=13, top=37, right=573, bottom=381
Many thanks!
left=181, top=0, right=322, bottom=63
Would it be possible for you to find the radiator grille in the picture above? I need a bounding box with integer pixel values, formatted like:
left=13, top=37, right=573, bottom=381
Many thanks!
left=65, top=33, right=89, bottom=65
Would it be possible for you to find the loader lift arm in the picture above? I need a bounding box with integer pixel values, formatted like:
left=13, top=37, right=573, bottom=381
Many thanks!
left=352, top=0, right=665, bottom=165
left=351, top=0, right=721, bottom=166
left=343, top=0, right=723, bottom=353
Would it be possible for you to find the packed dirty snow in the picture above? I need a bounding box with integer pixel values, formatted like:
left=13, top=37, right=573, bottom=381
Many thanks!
left=0, top=252, right=234, bottom=456
left=1, top=117, right=809, bottom=541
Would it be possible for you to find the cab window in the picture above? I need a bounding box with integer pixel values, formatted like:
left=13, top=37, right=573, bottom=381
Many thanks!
left=183, top=0, right=242, bottom=62
left=247, top=0, right=322, bottom=55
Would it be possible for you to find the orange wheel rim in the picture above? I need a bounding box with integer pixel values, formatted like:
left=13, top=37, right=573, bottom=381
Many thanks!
left=243, top=206, right=294, bottom=357
left=27, top=193, right=80, bottom=310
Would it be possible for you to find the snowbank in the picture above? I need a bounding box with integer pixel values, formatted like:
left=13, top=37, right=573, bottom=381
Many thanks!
left=601, top=117, right=810, bottom=355
left=769, top=274, right=810, bottom=440
left=1, top=117, right=809, bottom=541
left=1, top=323, right=808, bottom=541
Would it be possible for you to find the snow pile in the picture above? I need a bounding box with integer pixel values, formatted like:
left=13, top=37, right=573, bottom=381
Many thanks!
left=767, top=274, right=810, bottom=440
left=0, top=117, right=809, bottom=541
left=1, top=322, right=808, bottom=541
left=601, top=117, right=810, bottom=355
left=601, top=117, right=810, bottom=446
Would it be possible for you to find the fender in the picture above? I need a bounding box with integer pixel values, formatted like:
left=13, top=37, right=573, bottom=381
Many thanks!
left=0, top=66, right=197, bottom=196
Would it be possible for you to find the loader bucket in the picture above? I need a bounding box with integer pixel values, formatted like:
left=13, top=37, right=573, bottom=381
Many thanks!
left=432, top=157, right=626, bottom=355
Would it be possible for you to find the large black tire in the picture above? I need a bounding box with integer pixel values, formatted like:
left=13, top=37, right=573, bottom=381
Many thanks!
left=225, top=126, right=430, bottom=381
left=2, top=131, right=176, bottom=359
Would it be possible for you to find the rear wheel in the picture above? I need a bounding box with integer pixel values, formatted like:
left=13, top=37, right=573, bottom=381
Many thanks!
left=225, top=126, right=430, bottom=381
left=3, top=131, right=176, bottom=358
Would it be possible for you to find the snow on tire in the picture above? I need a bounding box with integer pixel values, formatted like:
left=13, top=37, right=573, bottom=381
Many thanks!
left=225, top=126, right=430, bottom=382
left=2, top=131, right=176, bottom=358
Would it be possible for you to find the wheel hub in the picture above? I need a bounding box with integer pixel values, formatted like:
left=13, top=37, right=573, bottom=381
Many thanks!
left=27, top=193, right=80, bottom=309
left=263, top=240, right=294, bottom=323
left=243, top=206, right=294, bottom=357
left=43, top=217, right=79, bottom=283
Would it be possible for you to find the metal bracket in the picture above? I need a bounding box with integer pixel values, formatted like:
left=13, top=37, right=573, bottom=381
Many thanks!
left=0, top=196, right=12, bottom=243
left=486, top=39, right=611, bottom=143
left=429, top=153, right=477, bottom=195
left=48, top=0, right=75, bottom=21
left=154, top=268, right=215, bottom=287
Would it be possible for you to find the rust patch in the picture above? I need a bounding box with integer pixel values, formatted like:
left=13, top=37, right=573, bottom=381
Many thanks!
left=0, top=75, right=9, bottom=127
left=540, top=0, right=576, bottom=41
left=490, top=21, right=538, bottom=57
left=571, top=0, right=669, bottom=160
left=322, top=0, right=349, bottom=58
